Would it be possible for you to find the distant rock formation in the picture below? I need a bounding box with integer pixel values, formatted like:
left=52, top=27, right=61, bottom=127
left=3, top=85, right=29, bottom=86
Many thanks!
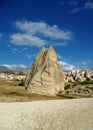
left=65, top=69, right=93, bottom=83
left=0, top=73, right=26, bottom=81
left=25, top=46, right=64, bottom=96
left=63, top=70, right=93, bottom=96
left=0, top=66, right=27, bottom=75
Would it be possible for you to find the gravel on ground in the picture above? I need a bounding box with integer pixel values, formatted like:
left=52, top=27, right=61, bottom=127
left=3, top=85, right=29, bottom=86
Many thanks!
left=0, top=98, right=93, bottom=130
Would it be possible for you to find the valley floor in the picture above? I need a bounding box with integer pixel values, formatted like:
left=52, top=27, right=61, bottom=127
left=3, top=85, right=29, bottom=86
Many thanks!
left=0, top=98, right=93, bottom=130
left=0, top=81, right=93, bottom=102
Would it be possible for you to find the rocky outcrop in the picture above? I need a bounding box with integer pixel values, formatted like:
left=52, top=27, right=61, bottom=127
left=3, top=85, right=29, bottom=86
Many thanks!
left=0, top=66, right=27, bottom=75
left=64, top=69, right=93, bottom=83
left=25, top=46, right=64, bottom=96
left=0, top=73, right=26, bottom=81
left=63, top=70, right=93, bottom=96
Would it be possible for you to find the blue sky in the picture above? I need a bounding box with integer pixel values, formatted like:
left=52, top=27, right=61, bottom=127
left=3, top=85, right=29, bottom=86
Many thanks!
left=0, top=0, right=93, bottom=71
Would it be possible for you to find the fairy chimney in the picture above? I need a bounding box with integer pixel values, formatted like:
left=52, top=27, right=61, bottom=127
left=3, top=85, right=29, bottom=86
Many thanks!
left=25, top=46, right=64, bottom=96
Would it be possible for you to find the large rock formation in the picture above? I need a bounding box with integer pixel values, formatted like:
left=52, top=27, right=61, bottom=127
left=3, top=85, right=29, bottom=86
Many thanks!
left=25, top=46, right=64, bottom=96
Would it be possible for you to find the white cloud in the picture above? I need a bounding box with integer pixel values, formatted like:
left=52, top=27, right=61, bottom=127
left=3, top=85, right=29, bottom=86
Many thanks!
left=85, top=1, right=93, bottom=9
left=10, top=33, right=45, bottom=47
left=59, top=60, right=92, bottom=71
left=10, top=20, right=73, bottom=47
left=16, top=21, right=72, bottom=40
left=58, top=61, right=76, bottom=71
left=2, top=64, right=27, bottom=69
left=68, top=0, right=93, bottom=13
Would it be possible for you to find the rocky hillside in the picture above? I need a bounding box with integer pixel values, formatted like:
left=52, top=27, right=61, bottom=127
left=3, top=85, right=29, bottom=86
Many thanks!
left=63, top=69, right=93, bottom=97
left=64, top=69, right=93, bottom=83
left=0, top=66, right=27, bottom=75
left=0, top=66, right=27, bottom=81
left=0, top=66, right=15, bottom=74
left=0, top=73, right=26, bottom=81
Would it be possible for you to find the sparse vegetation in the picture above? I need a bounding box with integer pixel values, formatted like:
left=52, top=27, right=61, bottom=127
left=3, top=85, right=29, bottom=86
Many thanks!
left=0, top=81, right=63, bottom=102
left=78, top=79, right=93, bottom=85
left=0, top=77, right=93, bottom=102
left=18, top=79, right=25, bottom=86
left=65, top=84, right=71, bottom=90
left=65, top=79, right=93, bottom=90
left=63, top=79, right=93, bottom=97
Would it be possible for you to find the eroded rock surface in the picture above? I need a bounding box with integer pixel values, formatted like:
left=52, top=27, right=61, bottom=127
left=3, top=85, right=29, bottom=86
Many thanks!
left=25, top=46, right=64, bottom=96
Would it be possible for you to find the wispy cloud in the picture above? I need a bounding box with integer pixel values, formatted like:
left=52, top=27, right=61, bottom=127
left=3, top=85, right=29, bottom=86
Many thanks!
left=26, top=54, right=36, bottom=59
left=10, top=20, right=73, bottom=47
left=84, top=1, right=93, bottom=9
left=12, top=48, right=18, bottom=51
left=59, top=60, right=92, bottom=71
left=22, top=47, right=28, bottom=51
left=0, top=33, right=3, bottom=38
left=69, top=1, right=78, bottom=6
left=70, top=7, right=81, bottom=13
left=71, top=1, right=93, bottom=13
left=0, top=33, right=4, bottom=44
left=60, top=0, right=93, bottom=13
left=12, top=48, right=19, bottom=53
left=58, top=54, right=63, bottom=59
left=10, top=33, right=46, bottom=47
left=58, top=61, right=77, bottom=71
left=59, top=0, right=65, bottom=6
left=0, top=33, right=3, bottom=41
left=2, top=61, right=91, bottom=71
left=16, top=21, right=72, bottom=40
left=77, top=61, right=91, bottom=69
left=6, top=44, right=20, bottom=53
left=2, top=64, right=27, bottom=69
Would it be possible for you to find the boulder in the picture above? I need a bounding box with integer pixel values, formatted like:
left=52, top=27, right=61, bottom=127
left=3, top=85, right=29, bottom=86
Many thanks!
left=25, top=46, right=64, bottom=96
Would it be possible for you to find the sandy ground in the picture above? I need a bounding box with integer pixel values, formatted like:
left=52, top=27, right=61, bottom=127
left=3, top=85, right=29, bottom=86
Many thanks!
left=0, top=98, right=93, bottom=130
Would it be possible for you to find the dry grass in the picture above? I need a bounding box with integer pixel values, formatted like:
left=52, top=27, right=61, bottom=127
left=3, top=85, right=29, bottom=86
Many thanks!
left=0, top=81, right=91, bottom=102
left=0, top=81, right=63, bottom=102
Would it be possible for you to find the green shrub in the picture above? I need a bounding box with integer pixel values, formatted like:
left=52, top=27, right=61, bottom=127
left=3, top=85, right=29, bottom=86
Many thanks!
left=78, top=80, right=93, bottom=85
left=10, top=91, right=18, bottom=95
left=18, top=79, right=25, bottom=86
left=65, top=84, right=71, bottom=90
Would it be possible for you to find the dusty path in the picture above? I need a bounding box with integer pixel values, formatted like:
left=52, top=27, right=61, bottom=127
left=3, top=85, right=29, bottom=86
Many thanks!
left=0, top=98, right=93, bottom=130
